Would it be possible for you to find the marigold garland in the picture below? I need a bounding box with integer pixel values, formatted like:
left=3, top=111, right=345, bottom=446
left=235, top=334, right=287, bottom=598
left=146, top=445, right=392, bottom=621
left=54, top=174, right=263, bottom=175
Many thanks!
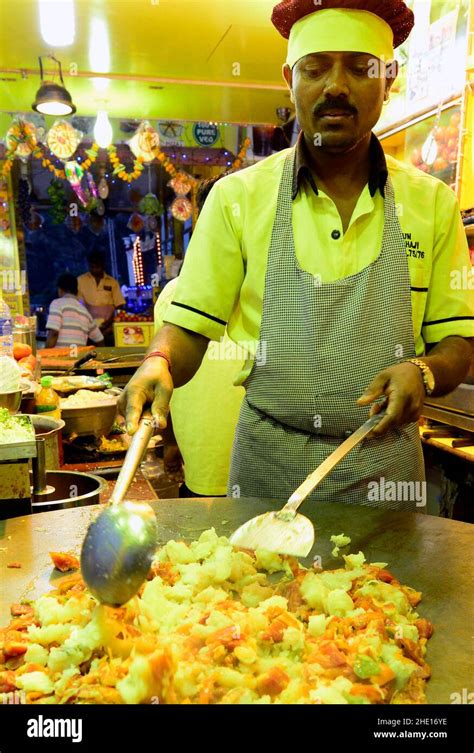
left=2, top=120, right=252, bottom=189
left=1, top=119, right=99, bottom=180
left=107, top=144, right=145, bottom=182
left=232, top=137, right=251, bottom=170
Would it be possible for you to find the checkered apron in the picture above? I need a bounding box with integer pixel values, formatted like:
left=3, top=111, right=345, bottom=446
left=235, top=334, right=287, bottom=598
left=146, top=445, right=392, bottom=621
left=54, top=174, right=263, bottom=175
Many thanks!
left=228, top=149, right=425, bottom=511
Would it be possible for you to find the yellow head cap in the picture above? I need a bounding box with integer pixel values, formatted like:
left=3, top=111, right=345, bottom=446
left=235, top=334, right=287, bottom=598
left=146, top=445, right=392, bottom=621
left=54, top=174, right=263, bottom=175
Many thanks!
left=287, top=8, right=395, bottom=68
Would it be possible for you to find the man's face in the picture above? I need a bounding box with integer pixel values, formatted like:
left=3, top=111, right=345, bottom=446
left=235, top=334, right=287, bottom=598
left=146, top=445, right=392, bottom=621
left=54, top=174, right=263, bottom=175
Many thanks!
left=284, top=52, right=396, bottom=152
left=89, top=262, right=104, bottom=278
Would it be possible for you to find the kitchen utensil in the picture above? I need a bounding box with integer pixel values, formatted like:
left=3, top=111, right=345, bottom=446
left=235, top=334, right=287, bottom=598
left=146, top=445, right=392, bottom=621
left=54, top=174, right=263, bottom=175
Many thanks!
left=63, top=350, right=97, bottom=375
left=80, top=417, right=158, bottom=606
left=230, top=412, right=386, bottom=557
left=0, top=381, right=32, bottom=414
left=26, top=414, right=65, bottom=469
left=101, top=353, right=144, bottom=363
left=30, top=470, right=106, bottom=512
left=61, top=396, right=118, bottom=438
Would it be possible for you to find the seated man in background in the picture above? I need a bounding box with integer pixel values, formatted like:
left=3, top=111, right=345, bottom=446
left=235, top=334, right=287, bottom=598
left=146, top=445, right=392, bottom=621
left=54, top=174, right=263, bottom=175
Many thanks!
left=46, top=273, right=104, bottom=349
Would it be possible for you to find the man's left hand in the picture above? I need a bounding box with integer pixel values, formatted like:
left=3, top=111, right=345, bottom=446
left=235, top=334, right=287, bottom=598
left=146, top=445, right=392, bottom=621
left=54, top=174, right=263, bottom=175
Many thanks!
left=357, top=363, right=426, bottom=436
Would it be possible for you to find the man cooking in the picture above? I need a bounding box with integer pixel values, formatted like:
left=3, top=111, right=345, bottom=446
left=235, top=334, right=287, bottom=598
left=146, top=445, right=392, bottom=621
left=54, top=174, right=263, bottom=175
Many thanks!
left=78, top=249, right=125, bottom=346
left=119, top=0, right=474, bottom=511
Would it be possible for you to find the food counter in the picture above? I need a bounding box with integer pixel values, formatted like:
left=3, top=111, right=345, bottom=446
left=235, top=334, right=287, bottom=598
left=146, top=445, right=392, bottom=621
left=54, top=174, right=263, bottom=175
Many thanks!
left=1, top=497, right=472, bottom=705
left=39, top=346, right=146, bottom=388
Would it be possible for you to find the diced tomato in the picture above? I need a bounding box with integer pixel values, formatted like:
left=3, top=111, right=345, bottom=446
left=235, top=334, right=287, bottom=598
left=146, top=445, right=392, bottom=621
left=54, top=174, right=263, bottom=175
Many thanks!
left=149, top=649, right=172, bottom=681
left=3, top=641, right=27, bottom=657
left=398, top=637, right=424, bottom=666
left=263, top=614, right=297, bottom=643
left=206, top=625, right=242, bottom=649
left=350, top=683, right=384, bottom=702
left=0, top=670, right=16, bottom=693
left=10, top=604, right=34, bottom=618
left=148, top=561, right=179, bottom=585
left=198, top=675, right=216, bottom=704
left=256, top=667, right=290, bottom=697
left=371, top=663, right=396, bottom=686
left=8, top=614, right=36, bottom=631
left=53, top=572, right=84, bottom=593
left=22, top=663, right=46, bottom=673
left=415, top=618, right=434, bottom=639
left=402, top=587, right=422, bottom=607
left=317, top=641, right=348, bottom=668
left=49, top=552, right=80, bottom=572
left=376, top=569, right=396, bottom=583
left=283, top=580, right=305, bottom=612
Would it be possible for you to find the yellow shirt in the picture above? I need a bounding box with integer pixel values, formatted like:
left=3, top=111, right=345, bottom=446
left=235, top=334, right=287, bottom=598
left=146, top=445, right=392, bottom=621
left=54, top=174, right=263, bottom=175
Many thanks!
left=78, top=272, right=125, bottom=324
left=164, top=143, right=474, bottom=385
left=155, top=279, right=244, bottom=496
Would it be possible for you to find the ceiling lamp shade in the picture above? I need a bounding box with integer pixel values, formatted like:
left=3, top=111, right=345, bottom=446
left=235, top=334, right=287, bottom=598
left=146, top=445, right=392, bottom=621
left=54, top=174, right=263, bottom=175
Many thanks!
left=32, top=55, right=76, bottom=116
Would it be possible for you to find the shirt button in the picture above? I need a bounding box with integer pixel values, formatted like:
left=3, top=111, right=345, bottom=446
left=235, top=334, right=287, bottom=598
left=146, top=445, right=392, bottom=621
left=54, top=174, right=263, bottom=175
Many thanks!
left=331, top=229, right=341, bottom=240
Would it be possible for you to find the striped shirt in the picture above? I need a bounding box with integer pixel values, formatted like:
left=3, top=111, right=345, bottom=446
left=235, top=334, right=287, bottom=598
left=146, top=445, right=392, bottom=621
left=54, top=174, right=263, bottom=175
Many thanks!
left=46, top=294, right=104, bottom=347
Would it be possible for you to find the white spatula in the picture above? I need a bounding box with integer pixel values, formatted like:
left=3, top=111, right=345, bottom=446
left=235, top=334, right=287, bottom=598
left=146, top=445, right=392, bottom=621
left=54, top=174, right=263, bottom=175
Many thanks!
left=230, top=411, right=385, bottom=557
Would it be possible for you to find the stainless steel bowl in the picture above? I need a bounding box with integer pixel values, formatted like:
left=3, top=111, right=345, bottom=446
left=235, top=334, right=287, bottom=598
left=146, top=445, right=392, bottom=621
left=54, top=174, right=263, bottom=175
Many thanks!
left=30, top=470, right=107, bottom=512
left=0, top=382, right=32, bottom=415
left=61, top=397, right=118, bottom=438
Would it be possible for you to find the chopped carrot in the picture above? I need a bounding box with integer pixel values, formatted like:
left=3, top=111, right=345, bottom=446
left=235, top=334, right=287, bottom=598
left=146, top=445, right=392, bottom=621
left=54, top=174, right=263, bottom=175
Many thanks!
left=350, top=683, right=384, bottom=702
left=257, top=667, right=290, bottom=697
left=0, top=670, right=17, bottom=693
left=371, top=663, right=396, bottom=686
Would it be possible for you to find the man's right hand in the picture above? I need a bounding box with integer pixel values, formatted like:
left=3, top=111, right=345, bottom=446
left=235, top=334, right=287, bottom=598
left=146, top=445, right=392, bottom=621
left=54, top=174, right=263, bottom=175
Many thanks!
left=118, top=357, right=174, bottom=435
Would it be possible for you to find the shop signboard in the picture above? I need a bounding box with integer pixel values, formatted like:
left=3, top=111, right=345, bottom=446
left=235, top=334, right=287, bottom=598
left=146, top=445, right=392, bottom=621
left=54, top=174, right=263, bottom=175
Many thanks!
left=192, top=122, right=220, bottom=147
left=377, top=0, right=469, bottom=133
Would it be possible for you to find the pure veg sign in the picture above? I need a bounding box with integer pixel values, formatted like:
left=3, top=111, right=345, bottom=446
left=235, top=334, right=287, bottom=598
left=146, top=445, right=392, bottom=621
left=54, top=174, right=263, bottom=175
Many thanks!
left=192, top=122, right=219, bottom=147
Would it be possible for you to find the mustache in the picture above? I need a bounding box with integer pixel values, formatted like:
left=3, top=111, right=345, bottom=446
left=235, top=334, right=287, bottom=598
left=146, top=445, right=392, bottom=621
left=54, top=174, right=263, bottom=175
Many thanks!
left=313, top=100, right=358, bottom=117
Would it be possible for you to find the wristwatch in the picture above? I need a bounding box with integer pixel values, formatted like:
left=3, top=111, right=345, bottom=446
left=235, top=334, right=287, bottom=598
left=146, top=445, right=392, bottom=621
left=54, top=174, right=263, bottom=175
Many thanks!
left=406, top=358, right=435, bottom=396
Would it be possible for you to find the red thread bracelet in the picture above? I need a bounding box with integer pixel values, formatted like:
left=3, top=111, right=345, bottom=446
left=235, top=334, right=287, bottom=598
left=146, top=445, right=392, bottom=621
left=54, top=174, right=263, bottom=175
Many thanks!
left=142, top=350, right=172, bottom=374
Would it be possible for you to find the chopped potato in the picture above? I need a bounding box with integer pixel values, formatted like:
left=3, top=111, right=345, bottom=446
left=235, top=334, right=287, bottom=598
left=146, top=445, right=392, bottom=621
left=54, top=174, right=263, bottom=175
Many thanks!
left=1, top=527, right=432, bottom=705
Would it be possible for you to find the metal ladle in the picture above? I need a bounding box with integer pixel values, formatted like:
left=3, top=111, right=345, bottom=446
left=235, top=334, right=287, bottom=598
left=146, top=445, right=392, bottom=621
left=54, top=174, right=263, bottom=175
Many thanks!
left=80, top=417, right=158, bottom=606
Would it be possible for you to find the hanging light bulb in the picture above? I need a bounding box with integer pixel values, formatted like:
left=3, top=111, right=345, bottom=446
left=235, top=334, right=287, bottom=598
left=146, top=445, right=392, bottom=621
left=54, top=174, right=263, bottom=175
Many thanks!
left=94, top=109, right=113, bottom=148
left=39, top=0, right=75, bottom=47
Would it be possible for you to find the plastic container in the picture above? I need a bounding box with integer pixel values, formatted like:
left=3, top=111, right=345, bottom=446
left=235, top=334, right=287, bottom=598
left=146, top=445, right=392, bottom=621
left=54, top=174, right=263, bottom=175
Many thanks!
left=36, top=376, right=61, bottom=421
left=0, top=298, right=13, bottom=358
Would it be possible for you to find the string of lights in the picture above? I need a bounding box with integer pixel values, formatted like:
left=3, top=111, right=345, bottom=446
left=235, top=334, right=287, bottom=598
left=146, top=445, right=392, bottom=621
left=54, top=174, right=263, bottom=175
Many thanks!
left=132, top=236, right=144, bottom=286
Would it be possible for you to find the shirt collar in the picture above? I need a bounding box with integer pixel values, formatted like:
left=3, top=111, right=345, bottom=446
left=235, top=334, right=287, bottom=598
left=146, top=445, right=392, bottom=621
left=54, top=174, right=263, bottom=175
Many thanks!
left=87, top=271, right=109, bottom=282
left=291, top=131, right=388, bottom=201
